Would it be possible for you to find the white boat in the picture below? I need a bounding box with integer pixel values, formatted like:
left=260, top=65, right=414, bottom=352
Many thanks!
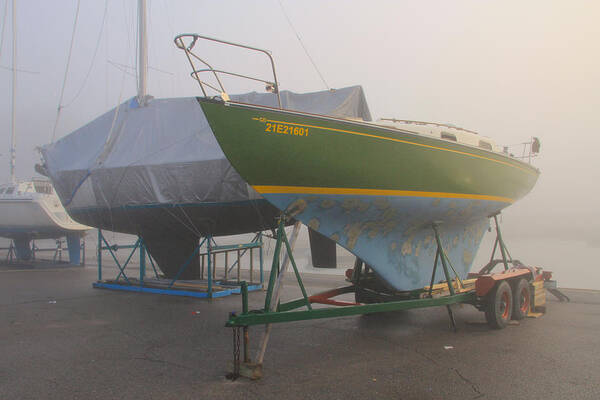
left=1, top=0, right=89, bottom=263
left=0, top=180, right=90, bottom=262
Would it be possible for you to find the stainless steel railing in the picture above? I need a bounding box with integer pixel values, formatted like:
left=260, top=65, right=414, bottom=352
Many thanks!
left=174, top=34, right=282, bottom=108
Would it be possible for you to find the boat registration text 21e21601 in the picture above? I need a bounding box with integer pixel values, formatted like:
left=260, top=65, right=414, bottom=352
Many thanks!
left=254, top=117, right=310, bottom=137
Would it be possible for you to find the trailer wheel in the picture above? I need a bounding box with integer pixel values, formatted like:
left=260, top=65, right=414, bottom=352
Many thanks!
left=485, top=281, right=513, bottom=329
left=511, top=278, right=530, bottom=320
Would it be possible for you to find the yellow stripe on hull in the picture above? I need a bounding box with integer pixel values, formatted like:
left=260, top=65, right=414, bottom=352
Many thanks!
left=252, top=185, right=515, bottom=204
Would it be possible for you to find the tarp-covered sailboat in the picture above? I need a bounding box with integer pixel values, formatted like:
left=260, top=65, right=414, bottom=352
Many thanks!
left=176, top=34, right=540, bottom=290
left=39, top=4, right=372, bottom=278
left=39, top=87, right=371, bottom=278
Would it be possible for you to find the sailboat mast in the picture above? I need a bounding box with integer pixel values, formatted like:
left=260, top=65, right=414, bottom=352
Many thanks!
left=10, top=0, right=16, bottom=184
left=137, top=0, right=148, bottom=106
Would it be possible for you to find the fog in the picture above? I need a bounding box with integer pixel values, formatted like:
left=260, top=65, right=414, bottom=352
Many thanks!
left=1, top=1, right=598, bottom=287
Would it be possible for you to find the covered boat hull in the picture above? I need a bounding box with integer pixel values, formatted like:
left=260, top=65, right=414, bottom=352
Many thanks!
left=41, top=87, right=371, bottom=277
left=68, top=199, right=280, bottom=278
left=199, top=98, right=540, bottom=290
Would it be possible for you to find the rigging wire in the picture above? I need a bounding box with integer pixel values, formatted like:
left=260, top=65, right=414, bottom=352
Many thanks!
left=98, top=0, right=139, bottom=234
left=160, top=0, right=175, bottom=42
left=159, top=0, right=179, bottom=97
left=133, top=0, right=139, bottom=97
left=0, top=65, right=37, bottom=74
left=107, top=59, right=136, bottom=78
left=93, top=64, right=129, bottom=235
left=118, top=0, right=136, bottom=93
left=107, top=59, right=173, bottom=76
left=1, top=2, right=38, bottom=75
left=51, top=0, right=81, bottom=143
left=0, top=0, right=8, bottom=62
left=104, top=1, right=109, bottom=108
left=62, top=0, right=108, bottom=108
left=10, top=0, right=16, bottom=183
left=277, top=0, right=330, bottom=90
left=95, top=0, right=137, bottom=235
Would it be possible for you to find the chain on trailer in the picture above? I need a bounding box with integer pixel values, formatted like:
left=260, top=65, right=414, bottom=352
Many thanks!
left=227, top=326, right=241, bottom=380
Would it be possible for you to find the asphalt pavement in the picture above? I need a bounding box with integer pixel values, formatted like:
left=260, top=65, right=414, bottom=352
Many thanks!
left=1, top=262, right=598, bottom=399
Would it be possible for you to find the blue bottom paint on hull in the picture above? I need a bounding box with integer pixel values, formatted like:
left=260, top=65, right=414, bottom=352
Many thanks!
left=264, top=193, right=507, bottom=291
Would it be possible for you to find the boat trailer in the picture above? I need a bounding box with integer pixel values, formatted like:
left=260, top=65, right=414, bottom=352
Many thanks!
left=225, top=214, right=569, bottom=380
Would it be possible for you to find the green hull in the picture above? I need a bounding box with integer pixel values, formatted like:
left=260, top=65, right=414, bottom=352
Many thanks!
left=200, top=99, right=538, bottom=201
left=199, top=98, right=540, bottom=290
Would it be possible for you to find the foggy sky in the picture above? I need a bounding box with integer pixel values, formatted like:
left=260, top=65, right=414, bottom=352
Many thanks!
left=1, top=0, right=599, bottom=242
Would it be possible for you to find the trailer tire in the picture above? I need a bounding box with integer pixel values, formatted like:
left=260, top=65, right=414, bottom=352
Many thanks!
left=485, top=280, right=513, bottom=329
left=511, top=278, right=530, bottom=320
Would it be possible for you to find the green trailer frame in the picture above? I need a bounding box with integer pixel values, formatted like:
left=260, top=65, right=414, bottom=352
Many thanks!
left=227, top=218, right=473, bottom=329
left=229, top=287, right=474, bottom=327
left=223, top=213, right=569, bottom=380
left=225, top=216, right=488, bottom=380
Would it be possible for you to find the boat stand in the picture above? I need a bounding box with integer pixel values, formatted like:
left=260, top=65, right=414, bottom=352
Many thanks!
left=226, top=218, right=474, bottom=380
left=481, top=212, right=514, bottom=272
left=1, top=237, right=85, bottom=265
left=2, top=241, right=16, bottom=263
left=473, top=213, right=570, bottom=302
left=30, top=238, right=86, bottom=265
left=93, top=229, right=264, bottom=299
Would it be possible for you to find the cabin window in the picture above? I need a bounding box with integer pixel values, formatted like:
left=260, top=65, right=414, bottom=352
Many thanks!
left=478, top=140, right=493, bottom=151
left=0, top=188, right=5, bottom=194
left=5, top=187, right=14, bottom=194
left=441, top=131, right=457, bottom=141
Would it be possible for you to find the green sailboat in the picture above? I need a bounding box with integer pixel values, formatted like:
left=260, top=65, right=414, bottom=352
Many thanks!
left=176, top=34, right=540, bottom=290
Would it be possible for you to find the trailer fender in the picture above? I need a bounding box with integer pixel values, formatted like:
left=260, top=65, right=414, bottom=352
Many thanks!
left=475, top=269, right=531, bottom=297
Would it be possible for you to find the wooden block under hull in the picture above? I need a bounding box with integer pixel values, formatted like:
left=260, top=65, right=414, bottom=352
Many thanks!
left=531, top=280, right=546, bottom=312
left=423, top=278, right=477, bottom=297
